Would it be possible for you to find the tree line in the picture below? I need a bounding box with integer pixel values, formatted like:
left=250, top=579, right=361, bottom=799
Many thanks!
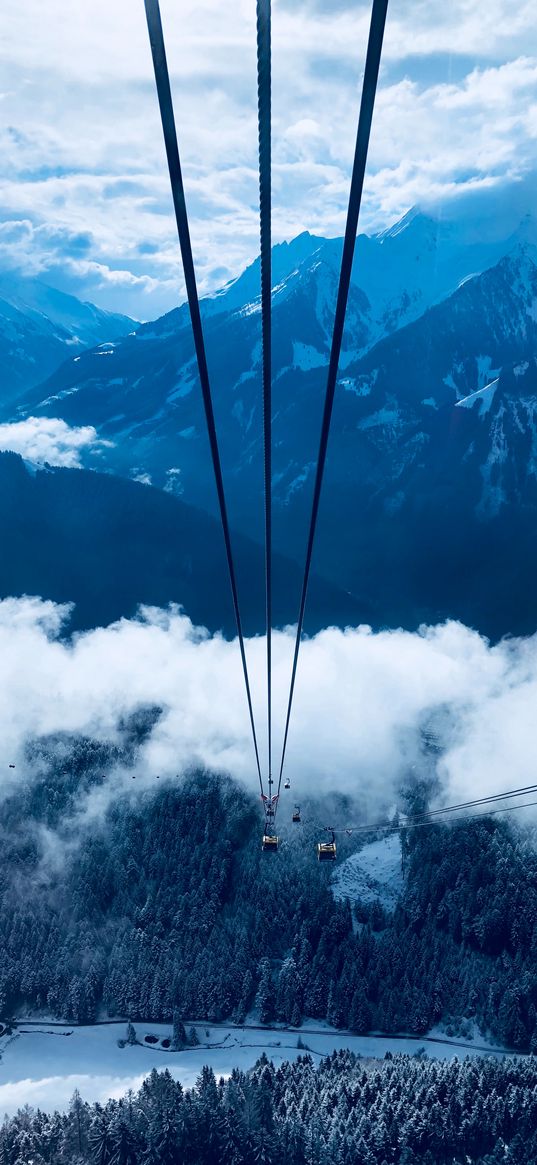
left=3, top=1050, right=537, bottom=1163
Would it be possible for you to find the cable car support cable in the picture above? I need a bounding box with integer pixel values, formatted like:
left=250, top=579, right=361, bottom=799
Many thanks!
left=275, top=0, right=389, bottom=806
left=257, top=0, right=273, bottom=805
left=391, top=797, right=537, bottom=834
left=144, top=0, right=264, bottom=796
left=324, top=782, right=537, bottom=836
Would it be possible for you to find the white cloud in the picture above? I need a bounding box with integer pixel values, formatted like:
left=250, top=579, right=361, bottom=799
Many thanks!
left=2, top=598, right=537, bottom=835
left=1, top=0, right=536, bottom=315
left=0, top=417, right=110, bottom=467
left=0, top=1072, right=149, bottom=1118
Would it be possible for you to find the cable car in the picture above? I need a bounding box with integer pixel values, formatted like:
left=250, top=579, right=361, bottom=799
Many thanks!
left=292, top=806, right=301, bottom=823
left=262, top=833, right=279, bottom=852
left=284, top=778, right=291, bottom=790
left=8, top=764, right=15, bottom=769
left=317, top=832, right=337, bottom=862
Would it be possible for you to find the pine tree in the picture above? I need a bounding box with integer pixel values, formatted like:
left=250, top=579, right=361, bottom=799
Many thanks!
left=256, top=959, right=273, bottom=1026
left=172, top=1009, right=187, bottom=1050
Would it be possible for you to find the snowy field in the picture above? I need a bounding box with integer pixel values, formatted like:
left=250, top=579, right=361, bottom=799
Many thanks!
left=331, top=834, right=404, bottom=910
left=0, top=836, right=508, bottom=1116
left=0, top=1020, right=510, bottom=1117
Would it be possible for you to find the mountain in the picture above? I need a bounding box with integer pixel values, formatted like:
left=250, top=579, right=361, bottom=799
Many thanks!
left=0, top=272, right=136, bottom=405
left=310, top=244, right=537, bottom=631
left=0, top=451, right=366, bottom=633
left=9, top=207, right=537, bottom=636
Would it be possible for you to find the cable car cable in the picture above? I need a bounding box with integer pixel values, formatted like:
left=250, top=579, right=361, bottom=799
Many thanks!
left=275, top=0, right=389, bottom=806
left=257, top=0, right=273, bottom=800
left=394, top=797, right=537, bottom=833
left=324, top=782, right=537, bottom=835
left=398, top=783, right=537, bottom=823
left=144, top=0, right=264, bottom=796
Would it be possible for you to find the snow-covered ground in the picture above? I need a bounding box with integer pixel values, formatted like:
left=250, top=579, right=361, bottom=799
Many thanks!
left=0, top=1020, right=510, bottom=1117
left=331, top=834, right=404, bottom=911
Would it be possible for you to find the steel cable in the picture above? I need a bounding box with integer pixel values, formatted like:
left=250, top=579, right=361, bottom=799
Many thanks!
left=276, top=0, right=389, bottom=804
left=144, top=0, right=264, bottom=795
left=257, top=0, right=273, bottom=803
left=326, top=782, right=537, bottom=835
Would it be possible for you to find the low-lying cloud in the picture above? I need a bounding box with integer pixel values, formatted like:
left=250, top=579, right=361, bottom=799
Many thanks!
left=0, top=416, right=109, bottom=468
left=1, top=596, right=536, bottom=828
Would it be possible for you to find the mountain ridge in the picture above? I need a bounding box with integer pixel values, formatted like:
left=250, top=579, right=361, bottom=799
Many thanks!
left=5, top=203, right=537, bottom=636
left=0, top=271, right=136, bottom=405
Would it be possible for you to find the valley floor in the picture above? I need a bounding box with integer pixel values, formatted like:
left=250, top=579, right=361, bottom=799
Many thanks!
left=0, top=1018, right=510, bottom=1117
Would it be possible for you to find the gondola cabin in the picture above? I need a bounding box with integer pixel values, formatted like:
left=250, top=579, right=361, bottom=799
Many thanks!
left=317, top=840, right=337, bottom=862
left=292, top=808, right=301, bottom=823
left=262, top=834, right=279, bottom=852
left=284, top=778, right=291, bottom=789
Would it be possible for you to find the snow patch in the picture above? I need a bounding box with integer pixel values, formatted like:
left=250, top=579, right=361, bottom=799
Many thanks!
left=167, top=374, right=196, bottom=403
left=331, top=834, right=404, bottom=912
left=339, top=376, right=372, bottom=396
left=39, top=386, right=81, bottom=407
left=455, top=379, right=499, bottom=417
left=359, top=407, right=402, bottom=432
left=284, top=462, right=314, bottom=502
left=292, top=342, right=326, bottom=371
left=476, top=355, right=501, bottom=389
left=237, top=298, right=261, bottom=318
left=443, top=372, right=459, bottom=394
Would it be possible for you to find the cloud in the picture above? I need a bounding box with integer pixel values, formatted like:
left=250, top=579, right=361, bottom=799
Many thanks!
left=2, top=598, right=537, bottom=836
left=0, top=1072, right=150, bottom=1118
left=0, top=417, right=110, bottom=468
left=1, top=0, right=536, bottom=315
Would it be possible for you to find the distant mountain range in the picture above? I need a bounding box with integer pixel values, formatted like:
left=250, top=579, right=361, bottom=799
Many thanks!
left=0, top=272, right=136, bottom=404
left=3, top=199, right=537, bottom=636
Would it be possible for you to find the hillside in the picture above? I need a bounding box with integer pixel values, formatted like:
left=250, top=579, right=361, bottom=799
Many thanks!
left=10, top=211, right=537, bottom=637
left=1, top=760, right=536, bottom=1052
left=0, top=452, right=365, bottom=633
left=0, top=272, right=135, bottom=405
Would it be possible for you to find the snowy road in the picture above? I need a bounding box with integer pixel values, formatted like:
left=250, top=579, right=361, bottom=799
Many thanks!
left=0, top=1019, right=511, bottom=1117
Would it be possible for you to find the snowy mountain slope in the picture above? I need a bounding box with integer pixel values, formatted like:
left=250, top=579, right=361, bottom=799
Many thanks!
left=331, top=835, right=404, bottom=912
left=9, top=206, right=537, bottom=636
left=13, top=219, right=532, bottom=508
left=0, top=273, right=136, bottom=405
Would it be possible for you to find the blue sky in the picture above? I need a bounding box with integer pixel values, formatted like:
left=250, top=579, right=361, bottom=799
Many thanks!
left=1, top=0, right=536, bottom=319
